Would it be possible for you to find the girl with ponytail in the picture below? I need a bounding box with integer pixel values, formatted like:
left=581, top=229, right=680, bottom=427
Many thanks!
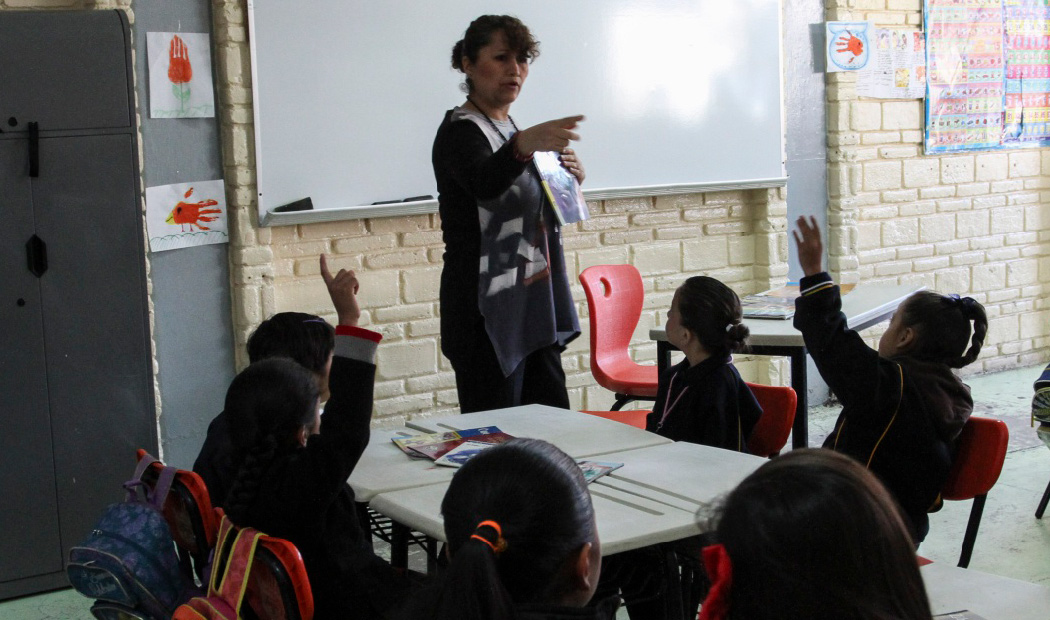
left=399, top=438, right=619, bottom=620
left=224, top=255, right=412, bottom=619
left=646, top=275, right=763, bottom=452
left=793, top=217, right=988, bottom=544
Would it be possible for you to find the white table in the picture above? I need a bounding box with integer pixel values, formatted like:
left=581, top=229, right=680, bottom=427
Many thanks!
left=348, top=428, right=456, bottom=502
left=404, top=404, right=673, bottom=458
left=922, top=562, right=1050, bottom=619
left=651, top=282, right=922, bottom=448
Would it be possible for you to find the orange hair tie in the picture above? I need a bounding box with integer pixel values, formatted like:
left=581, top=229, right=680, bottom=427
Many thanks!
left=471, top=519, right=508, bottom=554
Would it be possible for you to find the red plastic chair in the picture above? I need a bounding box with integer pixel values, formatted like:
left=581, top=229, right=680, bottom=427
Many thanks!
left=580, top=409, right=651, bottom=430
left=136, top=449, right=220, bottom=583
left=940, top=416, right=1009, bottom=568
left=579, top=265, right=659, bottom=410
left=744, top=383, right=797, bottom=458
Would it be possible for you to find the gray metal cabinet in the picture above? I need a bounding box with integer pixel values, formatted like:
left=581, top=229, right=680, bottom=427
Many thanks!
left=0, top=10, right=157, bottom=599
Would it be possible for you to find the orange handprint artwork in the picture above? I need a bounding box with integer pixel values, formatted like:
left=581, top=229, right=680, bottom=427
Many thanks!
left=836, top=31, right=864, bottom=59
left=166, top=187, right=222, bottom=232
left=168, top=35, right=193, bottom=114
left=827, top=22, right=870, bottom=71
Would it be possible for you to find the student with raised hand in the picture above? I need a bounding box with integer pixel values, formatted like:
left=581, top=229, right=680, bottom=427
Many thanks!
left=222, top=256, right=412, bottom=619
left=398, top=438, right=619, bottom=620
left=193, top=306, right=334, bottom=508
left=792, top=216, right=988, bottom=543
left=646, top=275, right=762, bottom=452
left=697, top=448, right=932, bottom=620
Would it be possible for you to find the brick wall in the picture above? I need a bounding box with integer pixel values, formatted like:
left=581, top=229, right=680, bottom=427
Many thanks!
left=826, top=0, right=1050, bottom=372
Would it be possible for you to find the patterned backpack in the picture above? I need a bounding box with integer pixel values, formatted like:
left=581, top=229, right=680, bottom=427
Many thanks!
left=67, top=455, right=196, bottom=619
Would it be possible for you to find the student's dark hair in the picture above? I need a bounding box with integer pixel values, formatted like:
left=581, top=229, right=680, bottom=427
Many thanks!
left=425, top=438, right=596, bottom=619
left=677, top=276, right=749, bottom=357
left=223, top=358, right=319, bottom=525
left=451, top=15, right=540, bottom=93
left=703, top=449, right=931, bottom=620
left=246, top=312, right=334, bottom=376
left=898, top=291, right=987, bottom=369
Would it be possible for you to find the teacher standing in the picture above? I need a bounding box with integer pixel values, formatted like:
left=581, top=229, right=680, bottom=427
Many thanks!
left=433, top=15, right=586, bottom=413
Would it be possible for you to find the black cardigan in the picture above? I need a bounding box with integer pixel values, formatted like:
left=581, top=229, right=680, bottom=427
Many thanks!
left=645, top=355, right=762, bottom=452
left=794, top=273, right=973, bottom=543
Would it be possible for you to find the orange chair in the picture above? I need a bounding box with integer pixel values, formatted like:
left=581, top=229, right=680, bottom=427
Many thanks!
left=745, top=383, right=797, bottom=458
left=580, top=409, right=651, bottom=430
left=136, top=449, right=220, bottom=583
left=579, top=265, right=659, bottom=410
left=940, top=416, right=1009, bottom=568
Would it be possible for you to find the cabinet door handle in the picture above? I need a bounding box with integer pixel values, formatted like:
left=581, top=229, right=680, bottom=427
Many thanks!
left=26, top=234, right=47, bottom=278
left=28, top=121, right=39, bottom=177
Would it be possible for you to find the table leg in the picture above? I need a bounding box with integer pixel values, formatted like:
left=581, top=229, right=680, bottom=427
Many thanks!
left=790, top=350, right=808, bottom=449
left=391, top=521, right=408, bottom=570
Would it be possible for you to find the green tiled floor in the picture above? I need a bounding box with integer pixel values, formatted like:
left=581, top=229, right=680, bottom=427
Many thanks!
left=4, top=364, right=1050, bottom=619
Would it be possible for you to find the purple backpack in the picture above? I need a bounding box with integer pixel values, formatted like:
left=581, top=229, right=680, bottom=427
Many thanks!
left=67, top=455, right=196, bottom=620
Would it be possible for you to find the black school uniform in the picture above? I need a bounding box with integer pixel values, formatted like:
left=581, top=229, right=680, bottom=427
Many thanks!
left=233, top=325, right=411, bottom=619
left=645, top=355, right=762, bottom=452
left=794, top=273, right=973, bottom=543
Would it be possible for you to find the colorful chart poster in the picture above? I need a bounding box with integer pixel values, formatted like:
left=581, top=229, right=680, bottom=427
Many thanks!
left=925, top=0, right=1005, bottom=152
left=857, top=29, right=927, bottom=98
left=1002, top=0, right=1050, bottom=146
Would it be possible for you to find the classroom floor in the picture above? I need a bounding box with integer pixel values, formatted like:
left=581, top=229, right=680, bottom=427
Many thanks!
left=3, top=364, right=1049, bottom=619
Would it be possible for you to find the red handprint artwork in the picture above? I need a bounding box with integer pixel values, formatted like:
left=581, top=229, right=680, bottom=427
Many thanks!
left=836, top=31, right=864, bottom=61
left=168, top=35, right=193, bottom=114
left=166, top=187, right=221, bottom=232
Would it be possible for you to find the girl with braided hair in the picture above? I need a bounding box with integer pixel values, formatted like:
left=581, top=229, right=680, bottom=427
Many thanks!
left=793, top=216, right=988, bottom=544
left=697, top=449, right=931, bottom=620
left=646, top=275, right=763, bottom=452
left=398, top=438, right=618, bottom=620
left=224, top=256, right=412, bottom=619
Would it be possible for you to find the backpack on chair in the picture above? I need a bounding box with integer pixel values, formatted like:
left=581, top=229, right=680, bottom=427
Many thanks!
left=67, top=454, right=197, bottom=620
left=173, top=515, right=265, bottom=620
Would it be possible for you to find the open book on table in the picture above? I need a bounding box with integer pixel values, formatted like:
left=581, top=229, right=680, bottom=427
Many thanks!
left=391, top=426, right=514, bottom=461
left=741, top=282, right=855, bottom=320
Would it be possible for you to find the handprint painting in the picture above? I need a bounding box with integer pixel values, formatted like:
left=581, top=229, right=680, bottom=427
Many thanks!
left=826, top=22, right=871, bottom=72
left=145, top=180, right=228, bottom=252
left=147, top=32, right=215, bottom=118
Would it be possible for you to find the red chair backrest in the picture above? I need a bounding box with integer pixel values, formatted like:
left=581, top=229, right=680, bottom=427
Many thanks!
left=580, top=409, right=651, bottom=430
left=941, top=416, right=1009, bottom=501
left=578, top=265, right=646, bottom=388
left=745, top=383, right=797, bottom=458
left=245, top=535, right=314, bottom=620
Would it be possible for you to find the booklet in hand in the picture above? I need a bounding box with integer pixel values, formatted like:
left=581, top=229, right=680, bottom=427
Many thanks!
left=532, top=150, right=589, bottom=226
left=391, top=426, right=514, bottom=461
left=577, top=460, right=624, bottom=484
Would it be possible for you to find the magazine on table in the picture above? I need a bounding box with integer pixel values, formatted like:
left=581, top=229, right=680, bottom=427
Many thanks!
left=434, top=441, right=499, bottom=467
left=532, top=150, right=589, bottom=226
left=577, top=460, right=624, bottom=484
left=933, top=612, right=987, bottom=619
left=740, top=282, right=855, bottom=320
left=391, top=426, right=514, bottom=460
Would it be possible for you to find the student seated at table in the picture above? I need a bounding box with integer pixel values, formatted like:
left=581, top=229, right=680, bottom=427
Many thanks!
left=222, top=262, right=413, bottom=619
left=194, top=254, right=341, bottom=508
left=646, top=275, right=762, bottom=452
left=793, top=216, right=987, bottom=543
left=397, top=438, right=620, bottom=620
left=696, top=448, right=932, bottom=620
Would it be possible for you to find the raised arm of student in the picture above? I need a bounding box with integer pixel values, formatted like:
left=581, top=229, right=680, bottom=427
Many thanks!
left=792, top=217, right=900, bottom=414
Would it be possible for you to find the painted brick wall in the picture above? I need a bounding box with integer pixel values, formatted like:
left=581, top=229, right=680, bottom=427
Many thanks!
left=826, top=0, right=1050, bottom=372
left=210, top=1, right=790, bottom=423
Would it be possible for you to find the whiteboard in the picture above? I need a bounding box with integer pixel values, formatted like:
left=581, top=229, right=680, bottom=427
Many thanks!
left=248, top=0, right=785, bottom=224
